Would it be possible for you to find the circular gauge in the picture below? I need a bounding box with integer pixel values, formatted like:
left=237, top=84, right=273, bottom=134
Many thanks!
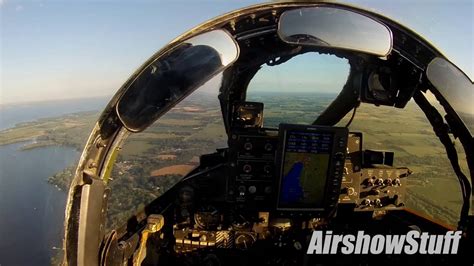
left=235, top=232, right=256, bottom=250
left=194, top=205, right=221, bottom=230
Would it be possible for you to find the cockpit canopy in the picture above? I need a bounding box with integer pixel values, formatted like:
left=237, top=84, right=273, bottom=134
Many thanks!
left=110, top=3, right=472, bottom=140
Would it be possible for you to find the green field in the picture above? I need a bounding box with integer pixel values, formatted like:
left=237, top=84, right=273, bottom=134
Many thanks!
left=337, top=102, right=466, bottom=226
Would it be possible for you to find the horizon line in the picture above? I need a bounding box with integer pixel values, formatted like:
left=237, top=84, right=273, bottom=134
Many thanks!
left=0, top=94, right=114, bottom=107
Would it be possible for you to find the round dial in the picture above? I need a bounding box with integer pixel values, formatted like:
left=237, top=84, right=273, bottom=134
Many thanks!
left=235, top=233, right=256, bottom=249
left=194, top=205, right=221, bottom=230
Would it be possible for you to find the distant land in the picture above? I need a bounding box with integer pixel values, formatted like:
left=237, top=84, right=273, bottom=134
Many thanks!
left=0, top=111, right=99, bottom=150
left=0, top=96, right=109, bottom=130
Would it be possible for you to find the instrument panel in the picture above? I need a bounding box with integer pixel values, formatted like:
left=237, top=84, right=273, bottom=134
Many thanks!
left=227, top=126, right=410, bottom=213
left=338, top=132, right=409, bottom=211
left=227, top=130, right=278, bottom=208
left=172, top=124, right=411, bottom=255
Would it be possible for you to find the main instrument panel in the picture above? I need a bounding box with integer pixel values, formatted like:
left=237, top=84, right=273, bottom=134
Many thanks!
left=226, top=126, right=409, bottom=213
left=170, top=102, right=411, bottom=256
left=171, top=124, right=411, bottom=256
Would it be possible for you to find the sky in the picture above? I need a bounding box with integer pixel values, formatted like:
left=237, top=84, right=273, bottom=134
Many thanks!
left=1, top=0, right=472, bottom=105
left=250, top=53, right=350, bottom=93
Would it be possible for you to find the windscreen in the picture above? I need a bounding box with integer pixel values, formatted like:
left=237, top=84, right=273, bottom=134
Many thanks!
left=246, top=53, right=350, bottom=127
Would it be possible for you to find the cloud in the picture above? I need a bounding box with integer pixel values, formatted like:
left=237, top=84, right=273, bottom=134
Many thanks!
left=15, top=4, right=23, bottom=11
left=0, top=0, right=4, bottom=7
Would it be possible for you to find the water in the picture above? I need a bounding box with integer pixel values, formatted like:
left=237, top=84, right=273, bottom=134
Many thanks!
left=0, top=97, right=108, bottom=264
left=0, top=142, right=79, bottom=265
left=0, top=97, right=109, bottom=130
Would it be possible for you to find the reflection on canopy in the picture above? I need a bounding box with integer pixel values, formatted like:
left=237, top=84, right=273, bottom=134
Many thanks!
left=278, top=7, right=392, bottom=57
left=427, top=57, right=474, bottom=133
left=117, top=30, right=238, bottom=132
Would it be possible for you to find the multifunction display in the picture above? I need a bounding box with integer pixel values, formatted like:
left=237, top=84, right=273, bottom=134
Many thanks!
left=277, top=124, right=348, bottom=214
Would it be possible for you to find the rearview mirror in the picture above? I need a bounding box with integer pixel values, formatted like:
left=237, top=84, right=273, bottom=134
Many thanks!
left=278, top=7, right=392, bottom=57
left=116, top=30, right=239, bottom=132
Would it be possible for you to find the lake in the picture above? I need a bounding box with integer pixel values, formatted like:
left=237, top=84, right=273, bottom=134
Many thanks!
left=0, top=142, right=79, bottom=265
left=0, top=94, right=214, bottom=264
left=0, top=97, right=107, bottom=265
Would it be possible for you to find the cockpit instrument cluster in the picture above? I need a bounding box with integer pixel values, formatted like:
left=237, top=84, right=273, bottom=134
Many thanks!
left=129, top=102, right=416, bottom=266
left=227, top=103, right=411, bottom=215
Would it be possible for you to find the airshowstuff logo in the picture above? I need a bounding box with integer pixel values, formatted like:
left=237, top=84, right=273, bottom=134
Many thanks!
left=307, top=231, right=462, bottom=255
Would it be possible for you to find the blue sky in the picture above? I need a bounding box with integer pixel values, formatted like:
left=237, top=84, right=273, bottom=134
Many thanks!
left=1, top=0, right=472, bottom=104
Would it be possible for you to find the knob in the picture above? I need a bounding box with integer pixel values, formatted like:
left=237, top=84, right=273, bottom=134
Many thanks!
left=244, top=142, right=253, bottom=151
left=264, top=165, right=272, bottom=174
left=248, top=186, right=257, bottom=194
left=393, top=178, right=401, bottom=186
left=264, top=143, right=273, bottom=152
left=376, top=178, right=384, bottom=186
left=243, top=164, right=252, bottom=173
left=374, top=198, right=382, bottom=207
left=363, top=199, right=371, bottom=206
left=264, top=186, right=272, bottom=194
left=347, top=187, right=355, bottom=196
left=385, top=178, right=392, bottom=186
left=365, top=178, right=375, bottom=186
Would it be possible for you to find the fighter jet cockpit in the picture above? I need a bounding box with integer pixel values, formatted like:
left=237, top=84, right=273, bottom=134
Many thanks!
left=62, top=2, right=473, bottom=265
